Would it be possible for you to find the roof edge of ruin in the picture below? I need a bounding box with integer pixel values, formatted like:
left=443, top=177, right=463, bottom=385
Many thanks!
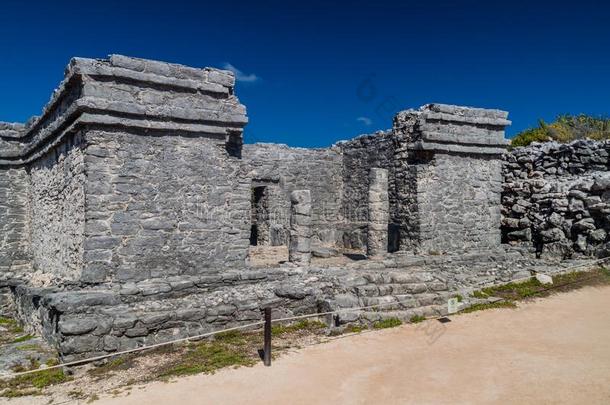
left=0, top=55, right=247, bottom=166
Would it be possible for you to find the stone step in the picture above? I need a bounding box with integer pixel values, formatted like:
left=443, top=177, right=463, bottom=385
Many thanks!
left=328, top=292, right=451, bottom=315
left=352, top=282, right=448, bottom=297
left=335, top=304, right=447, bottom=325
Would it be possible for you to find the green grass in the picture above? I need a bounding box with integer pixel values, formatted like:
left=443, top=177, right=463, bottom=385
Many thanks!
left=330, top=324, right=369, bottom=336
left=12, top=334, right=35, bottom=344
left=0, top=363, right=70, bottom=398
left=0, top=317, right=24, bottom=337
left=409, top=315, right=426, bottom=324
left=0, top=388, right=42, bottom=398
left=0, top=317, right=16, bottom=326
left=344, top=324, right=368, bottom=333
left=88, top=356, right=133, bottom=377
left=271, top=319, right=326, bottom=336
left=454, top=294, right=463, bottom=303
left=470, top=290, right=488, bottom=299
left=373, top=318, right=403, bottom=329
left=480, top=278, right=543, bottom=300
left=472, top=268, right=610, bottom=302
left=462, top=267, right=610, bottom=315
left=460, top=301, right=517, bottom=314
left=15, top=344, right=43, bottom=351
left=156, top=339, right=257, bottom=379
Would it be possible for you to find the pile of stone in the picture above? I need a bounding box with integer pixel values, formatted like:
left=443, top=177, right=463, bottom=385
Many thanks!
left=502, top=140, right=610, bottom=257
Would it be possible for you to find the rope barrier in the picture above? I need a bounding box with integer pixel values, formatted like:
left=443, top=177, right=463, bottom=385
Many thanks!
left=1, top=257, right=608, bottom=381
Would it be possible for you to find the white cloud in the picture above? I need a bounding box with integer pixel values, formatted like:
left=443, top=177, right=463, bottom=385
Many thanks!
left=223, top=63, right=260, bottom=83
left=357, top=116, right=372, bottom=126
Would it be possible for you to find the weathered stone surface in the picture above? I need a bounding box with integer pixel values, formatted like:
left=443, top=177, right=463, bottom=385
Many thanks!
left=311, top=246, right=339, bottom=258
left=3, top=54, right=581, bottom=363
left=367, top=168, right=389, bottom=258
left=502, top=139, right=610, bottom=257
left=289, top=190, right=312, bottom=265
left=58, top=318, right=98, bottom=335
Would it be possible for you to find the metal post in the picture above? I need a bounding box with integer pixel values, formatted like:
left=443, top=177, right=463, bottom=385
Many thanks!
left=263, top=307, right=272, bottom=366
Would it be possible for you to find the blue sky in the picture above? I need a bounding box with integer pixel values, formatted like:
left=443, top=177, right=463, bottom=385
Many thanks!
left=1, top=0, right=609, bottom=147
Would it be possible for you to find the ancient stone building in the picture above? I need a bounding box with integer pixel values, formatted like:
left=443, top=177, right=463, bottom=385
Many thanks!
left=1, top=54, right=596, bottom=361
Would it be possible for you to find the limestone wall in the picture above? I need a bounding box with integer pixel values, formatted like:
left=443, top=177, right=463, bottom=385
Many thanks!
left=400, top=104, right=509, bottom=253
left=243, top=143, right=343, bottom=246
left=30, top=132, right=86, bottom=280
left=338, top=132, right=396, bottom=249
left=417, top=153, right=503, bottom=252
left=337, top=105, right=509, bottom=254
left=0, top=166, right=31, bottom=277
left=82, top=130, right=250, bottom=283
left=502, top=140, right=610, bottom=257
left=0, top=55, right=249, bottom=283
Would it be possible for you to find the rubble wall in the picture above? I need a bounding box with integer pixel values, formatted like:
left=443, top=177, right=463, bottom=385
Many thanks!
left=503, top=140, right=610, bottom=257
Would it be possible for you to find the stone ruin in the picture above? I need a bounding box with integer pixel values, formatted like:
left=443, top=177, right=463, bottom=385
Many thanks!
left=0, top=55, right=606, bottom=361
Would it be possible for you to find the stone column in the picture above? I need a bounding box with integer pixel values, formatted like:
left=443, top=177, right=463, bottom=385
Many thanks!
left=289, top=190, right=312, bottom=265
left=367, top=168, right=389, bottom=258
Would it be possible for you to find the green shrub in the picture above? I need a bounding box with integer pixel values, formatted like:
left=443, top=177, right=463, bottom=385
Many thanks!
left=511, top=115, right=610, bottom=147
left=511, top=126, right=550, bottom=147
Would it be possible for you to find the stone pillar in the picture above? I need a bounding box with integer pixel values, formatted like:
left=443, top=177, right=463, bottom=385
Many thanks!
left=289, top=190, right=312, bottom=265
left=367, top=168, right=389, bottom=258
left=392, top=103, right=510, bottom=253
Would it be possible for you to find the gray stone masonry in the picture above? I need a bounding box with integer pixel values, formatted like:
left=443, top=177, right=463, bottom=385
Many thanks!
left=4, top=54, right=590, bottom=362
left=243, top=143, right=343, bottom=246
left=391, top=104, right=510, bottom=253
left=367, top=168, right=389, bottom=257
left=289, top=190, right=312, bottom=264
left=503, top=140, right=610, bottom=258
left=0, top=54, right=248, bottom=284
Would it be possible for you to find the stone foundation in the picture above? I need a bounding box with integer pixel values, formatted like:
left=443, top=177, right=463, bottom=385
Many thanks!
left=3, top=246, right=561, bottom=361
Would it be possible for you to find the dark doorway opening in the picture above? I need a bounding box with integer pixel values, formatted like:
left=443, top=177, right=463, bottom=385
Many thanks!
left=251, top=186, right=269, bottom=246
left=250, top=224, right=259, bottom=246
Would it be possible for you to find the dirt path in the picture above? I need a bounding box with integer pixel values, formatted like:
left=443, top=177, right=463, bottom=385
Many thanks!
left=9, top=285, right=610, bottom=405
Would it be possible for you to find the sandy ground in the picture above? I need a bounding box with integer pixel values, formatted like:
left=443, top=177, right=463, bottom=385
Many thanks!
left=7, top=285, right=610, bottom=405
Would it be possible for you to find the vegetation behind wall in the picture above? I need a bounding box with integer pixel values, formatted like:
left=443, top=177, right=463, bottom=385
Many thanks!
left=511, top=115, right=610, bottom=147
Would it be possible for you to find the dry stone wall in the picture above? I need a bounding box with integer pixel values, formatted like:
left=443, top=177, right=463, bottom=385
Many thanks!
left=401, top=104, right=509, bottom=253
left=4, top=246, right=544, bottom=361
left=502, top=140, right=610, bottom=258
